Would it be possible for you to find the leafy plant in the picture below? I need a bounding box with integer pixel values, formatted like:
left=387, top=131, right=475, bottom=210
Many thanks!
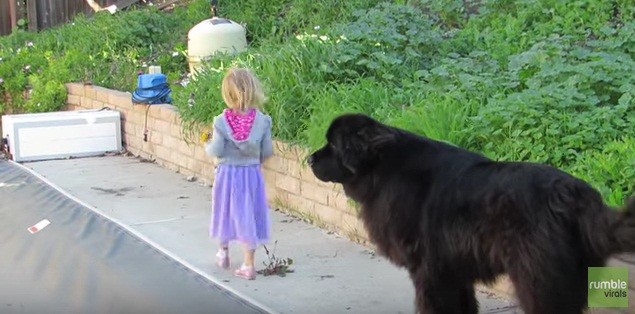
left=569, top=137, right=635, bottom=207
left=2, top=0, right=635, bottom=208
left=320, top=3, right=444, bottom=84
left=257, top=241, right=294, bottom=277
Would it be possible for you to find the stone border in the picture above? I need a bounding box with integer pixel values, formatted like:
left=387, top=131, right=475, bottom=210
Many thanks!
left=63, top=82, right=516, bottom=300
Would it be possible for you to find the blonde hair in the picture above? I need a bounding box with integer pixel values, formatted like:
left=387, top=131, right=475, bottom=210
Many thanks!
left=221, top=68, right=266, bottom=112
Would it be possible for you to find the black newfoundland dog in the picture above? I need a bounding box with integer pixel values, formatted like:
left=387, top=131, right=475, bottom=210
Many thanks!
left=307, top=113, right=635, bottom=314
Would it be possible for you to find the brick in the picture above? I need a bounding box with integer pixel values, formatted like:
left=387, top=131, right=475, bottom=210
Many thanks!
left=140, top=116, right=154, bottom=130
left=148, top=106, right=163, bottom=119
left=314, top=203, right=344, bottom=226
left=153, top=119, right=170, bottom=133
left=263, top=155, right=288, bottom=174
left=171, top=123, right=183, bottom=138
left=288, top=160, right=302, bottom=179
left=201, top=162, right=216, bottom=177
left=126, top=111, right=145, bottom=126
left=129, top=123, right=144, bottom=137
left=266, top=187, right=282, bottom=204
left=125, top=134, right=143, bottom=151
left=93, top=86, right=111, bottom=104
left=109, top=90, right=133, bottom=110
left=177, top=140, right=196, bottom=156
left=186, top=157, right=203, bottom=175
left=275, top=173, right=300, bottom=194
left=67, top=94, right=81, bottom=106
left=328, top=190, right=354, bottom=213
left=80, top=97, right=93, bottom=108
left=300, top=181, right=331, bottom=205
left=194, top=146, right=209, bottom=162
left=298, top=163, right=319, bottom=182
left=84, top=85, right=97, bottom=100
left=127, top=124, right=145, bottom=139
left=262, top=168, right=276, bottom=186
left=148, top=104, right=176, bottom=120
left=92, top=100, right=105, bottom=109
left=65, top=83, right=85, bottom=97
left=149, top=131, right=163, bottom=145
left=340, top=213, right=369, bottom=242
left=286, top=193, right=316, bottom=212
left=153, top=144, right=172, bottom=161
left=62, top=104, right=77, bottom=111
left=162, top=135, right=178, bottom=150
left=171, top=150, right=189, bottom=168
left=159, top=105, right=177, bottom=122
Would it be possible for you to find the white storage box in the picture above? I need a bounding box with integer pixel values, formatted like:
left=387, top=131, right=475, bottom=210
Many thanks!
left=1, top=109, right=122, bottom=162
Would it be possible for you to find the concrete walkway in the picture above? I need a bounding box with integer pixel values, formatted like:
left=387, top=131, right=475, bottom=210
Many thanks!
left=24, top=155, right=520, bottom=314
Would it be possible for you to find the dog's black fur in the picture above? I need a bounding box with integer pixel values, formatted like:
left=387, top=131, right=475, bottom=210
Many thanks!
left=307, top=113, right=635, bottom=314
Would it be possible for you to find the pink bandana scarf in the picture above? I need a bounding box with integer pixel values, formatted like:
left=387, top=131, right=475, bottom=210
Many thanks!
left=224, top=108, right=256, bottom=141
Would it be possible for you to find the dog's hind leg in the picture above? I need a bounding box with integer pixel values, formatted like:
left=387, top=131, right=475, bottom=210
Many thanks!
left=507, top=247, right=588, bottom=314
left=410, top=267, right=477, bottom=314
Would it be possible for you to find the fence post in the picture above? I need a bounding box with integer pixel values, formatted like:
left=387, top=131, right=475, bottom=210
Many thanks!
left=9, top=0, right=17, bottom=32
left=26, top=0, right=38, bottom=31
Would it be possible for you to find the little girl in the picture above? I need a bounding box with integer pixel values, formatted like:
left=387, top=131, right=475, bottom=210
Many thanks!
left=204, top=67, right=273, bottom=280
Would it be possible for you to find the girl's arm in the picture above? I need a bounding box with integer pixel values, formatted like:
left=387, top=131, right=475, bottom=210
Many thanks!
left=260, top=116, right=273, bottom=162
left=205, top=116, right=226, bottom=157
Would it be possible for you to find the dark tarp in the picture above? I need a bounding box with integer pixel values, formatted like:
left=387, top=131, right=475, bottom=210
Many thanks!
left=0, top=160, right=267, bottom=314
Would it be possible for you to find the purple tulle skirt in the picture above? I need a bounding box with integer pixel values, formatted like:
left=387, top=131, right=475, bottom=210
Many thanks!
left=209, top=164, right=270, bottom=249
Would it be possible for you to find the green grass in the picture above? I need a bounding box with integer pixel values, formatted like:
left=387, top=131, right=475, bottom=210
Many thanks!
left=1, top=0, right=634, bottom=207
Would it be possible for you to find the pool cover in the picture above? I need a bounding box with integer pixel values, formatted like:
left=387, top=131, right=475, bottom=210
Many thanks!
left=0, top=159, right=268, bottom=314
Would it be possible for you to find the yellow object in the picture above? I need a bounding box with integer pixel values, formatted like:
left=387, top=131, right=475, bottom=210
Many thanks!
left=200, top=131, right=211, bottom=143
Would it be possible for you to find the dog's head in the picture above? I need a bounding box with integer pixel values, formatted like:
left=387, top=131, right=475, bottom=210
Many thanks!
left=307, top=113, right=396, bottom=183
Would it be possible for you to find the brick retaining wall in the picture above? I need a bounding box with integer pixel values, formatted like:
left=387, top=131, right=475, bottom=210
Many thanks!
left=63, top=83, right=370, bottom=245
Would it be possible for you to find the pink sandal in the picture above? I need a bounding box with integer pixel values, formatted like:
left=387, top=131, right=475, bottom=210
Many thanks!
left=216, top=249, right=229, bottom=269
left=234, top=264, right=256, bottom=280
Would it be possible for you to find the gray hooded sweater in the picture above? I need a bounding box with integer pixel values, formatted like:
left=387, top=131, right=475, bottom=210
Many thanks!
left=204, top=109, right=273, bottom=165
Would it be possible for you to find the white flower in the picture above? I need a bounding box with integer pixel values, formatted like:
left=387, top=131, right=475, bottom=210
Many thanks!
left=319, top=35, right=328, bottom=41
left=172, top=51, right=179, bottom=57
left=26, top=41, right=34, bottom=47
left=23, top=65, right=31, bottom=71
left=0, top=57, right=3, bottom=62
left=314, top=25, right=320, bottom=30
left=0, top=78, right=4, bottom=84
left=142, top=62, right=148, bottom=67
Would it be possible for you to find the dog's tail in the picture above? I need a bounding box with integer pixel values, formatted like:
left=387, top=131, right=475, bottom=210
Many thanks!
left=556, top=179, right=635, bottom=260
left=577, top=193, right=635, bottom=259
left=608, top=196, right=635, bottom=255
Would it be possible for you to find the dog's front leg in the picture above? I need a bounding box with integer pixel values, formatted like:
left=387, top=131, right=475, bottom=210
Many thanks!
left=409, top=267, right=477, bottom=314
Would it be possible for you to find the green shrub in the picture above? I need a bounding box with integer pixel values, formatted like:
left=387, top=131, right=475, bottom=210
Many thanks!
left=569, top=137, right=635, bottom=207
left=320, top=3, right=444, bottom=84
left=2, top=0, right=634, bottom=207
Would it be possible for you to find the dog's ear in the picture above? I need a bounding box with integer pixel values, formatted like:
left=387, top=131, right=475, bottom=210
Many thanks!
left=357, top=125, right=396, bottom=150
left=340, top=125, right=396, bottom=174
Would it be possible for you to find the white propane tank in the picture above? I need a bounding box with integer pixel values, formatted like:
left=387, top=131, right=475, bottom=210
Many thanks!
left=187, top=17, right=248, bottom=77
